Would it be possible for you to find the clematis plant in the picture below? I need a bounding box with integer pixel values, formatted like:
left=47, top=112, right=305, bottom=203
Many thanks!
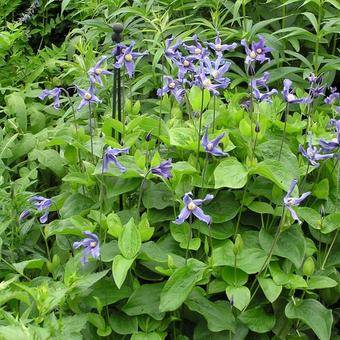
left=183, top=35, right=209, bottom=60
left=88, top=56, right=112, bottom=86
left=299, top=133, right=334, bottom=167
left=39, top=87, right=62, bottom=110
left=173, top=192, right=213, bottom=225
left=29, top=196, right=52, bottom=224
left=201, top=126, right=229, bottom=156
left=319, top=119, right=340, bottom=151
left=282, top=79, right=312, bottom=104
left=102, top=147, right=129, bottom=173
left=283, top=179, right=311, bottom=224
left=151, top=159, right=172, bottom=179
left=240, top=35, right=272, bottom=65
left=157, top=76, right=185, bottom=103
left=77, top=85, right=101, bottom=110
left=206, top=32, right=237, bottom=56
left=114, top=41, right=148, bottom=78
left=251, top=72, right=277, bottom=102
left=73, top=231, right=100, bottom=264
left=203, top=56, right=230, bottom=88
left=165, top=36, right=182, bottom=61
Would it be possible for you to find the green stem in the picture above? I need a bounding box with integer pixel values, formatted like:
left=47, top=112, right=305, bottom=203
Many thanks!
left=185, top=215, right=193, bottom=264
left=88, top=103, right=94, bottom=163
left=195, top=89, right=205, bottom=169
left=278, top=103, right=289, bottom=161
left=137, top=169, right=152, bottom=214
left=234, top=185, right=248, bottom=238
left=321, top=229, right=339, bottom=270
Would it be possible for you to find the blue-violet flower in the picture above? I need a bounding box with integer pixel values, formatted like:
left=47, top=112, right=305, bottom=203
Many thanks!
left=88, top=56, right=112, bottom=86
left=151, top=159, right=172, bottom=179
left=102, top=147, right=129, bottom=173
left=201, top=126, right=229, bottom=157
left=73, top=231, right=100, bottom=264
left=39, top=87, right=62, bottom=110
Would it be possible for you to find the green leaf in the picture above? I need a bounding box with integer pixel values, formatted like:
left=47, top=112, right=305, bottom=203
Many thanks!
left=5, top=92, right=27, bottom=132
left=170, top=222, right=201, bottom=250
left=138, top=214, right=154, bottom=242
left=142, top=181, right=173, bottom=209
left=188, top=86, right=210, bottom=112
left=259, top=227, right=306, bottom=268
left=313, top=179, right=329, bottom=199
left=185, top=287, right=236, bottom=332
left=285, top=299, right=333, bottom=340
left=307, top=276, right=337, bottom=290
left=109, top=309, right=138, bottom=335
left=112, top=255, right=134, bottom=289
left=247, top=201, right=274, bottom=215
left=61, top=0, right=72, bottom=14
left=60, top=193, right=94, bottom=219
left=159, top=259, right=206, bottom=312
left=250, top=159, right=298, bottom=191
left=123, top=282, right=165, bottom=320
left=212, top=240, right=267, bottom=274
left=204, top=191, right=240, bottom=223
left=239, top=307, right=276, bottom=333
left=214, top=157, right=248, bottom=189
left=118, top=218, right=141, bottom=259
left=12, top=259, right=44, bottom=275
left=226, top=286, right=250, bottom=311
left=33, top=149, right=66, bottom=177
left=258, top=277, right=282, bottom=303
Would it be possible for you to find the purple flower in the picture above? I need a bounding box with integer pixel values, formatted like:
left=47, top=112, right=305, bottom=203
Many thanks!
left=183, top=35, right=209, bottom=60
left=282, top=79, right=312, bottom=104
left=206, top=32, right=237, bottom=56
left=319, top=119, right=340, bottom=151
left=88, top=56, right=112, bottom=86
left=39, top=87, right=62, bottom=110
left=114, top=41, right=148, bottom=78
left=29, top=196, right=52, bottom=223
left=151, top=159, right=172, bottom=179
left=19, top=209, right=31, bottom=223
left=173, top=192, right=213, bottom=225
left=175, top=56, right=196, bottom=79
left=299, top=133, right=334, bottom=167
left=203, top=56, right=231, bottom=88
left=77, top=85, right=101, bottom=110
left=283, top=179, right=311, bottom=224
left=194, top=67, right=220, bottom=95
left=240, top=35, right=272, bottom=65
left=157, top=77, right=185, bottom=103
left=102, top=147, right=129, bottom=173
left=73, top=231, right=100, bottom=264
left=165, top=36, right=182, bottom=61
left=307, top=73, right=324, bottom=99
left=251, top=72, right=277, bottom=102
left=324, top=87, right=339, bottom=105
left=201, top=126, right=229, bottom=157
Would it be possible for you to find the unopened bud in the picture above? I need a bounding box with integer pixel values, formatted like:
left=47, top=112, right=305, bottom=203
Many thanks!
left=233, top=234, right=243, bottom=255
left=303, top=257, right=315, bottom=277
left=112, top=23, right=124, bottom=34
left=320, top=205, right=325, bottom=218
left=255, top=122, right=260, bottom=133
left=145, top=131, right=152, bottom=142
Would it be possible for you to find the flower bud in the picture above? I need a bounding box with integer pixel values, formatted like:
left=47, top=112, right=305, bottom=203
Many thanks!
left=255, top=122, right=260, bottom=133
left=303, top=257, right=315, bottom=277
left=233, top=234, right=243, bottom=255
left=145, top=131, right=152, bottom=142
left=112, top=23, right=124, bottom=33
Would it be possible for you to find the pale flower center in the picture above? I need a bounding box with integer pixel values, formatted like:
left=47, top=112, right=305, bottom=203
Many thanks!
left=212, top=70, right=219, bottom=78
left=207, top=142, right=214, bottom=150
left=194, top=48, right=202, bottom=55
left=95, top=68, right=103, bottom=75
left=286, top=198, right=296, bottom=206
left=203, top=79, right=211, bottom=87
left=167, top=48, right=174, bottom=54
left=187, top=202, right=196, bottom=211
left=249, top=51, right=257, bottom=59
left=125, top=53, right=133, bottom=61
left=287, top=93, right=296, bottom=101
left=183, top=60, right=190, bottom=67
left=215, top=43, right=222, bottom=51
left=256, top=48, right=262, bottom=54
left=84, top=92, right=92, bottom=100
left=90, top=241, right=97, bottom=248
left=169, top=82, right=176, bottom=89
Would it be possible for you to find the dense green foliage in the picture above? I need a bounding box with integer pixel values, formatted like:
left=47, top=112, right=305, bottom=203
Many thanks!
left=0, top=0, right=339, bottom=339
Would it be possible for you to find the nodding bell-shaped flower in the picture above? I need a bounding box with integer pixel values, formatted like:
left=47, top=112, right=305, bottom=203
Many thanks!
left=88, top=56, right=112, bottom=86
left=201, top=126, right=229, bottom=157
left=283, top=179, right=311, bottom=224
left=282, top=79, right=312, bottom=104
left=73, top=231, right=100, bottom=264
left=173, top=192, right=213, bottom=225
